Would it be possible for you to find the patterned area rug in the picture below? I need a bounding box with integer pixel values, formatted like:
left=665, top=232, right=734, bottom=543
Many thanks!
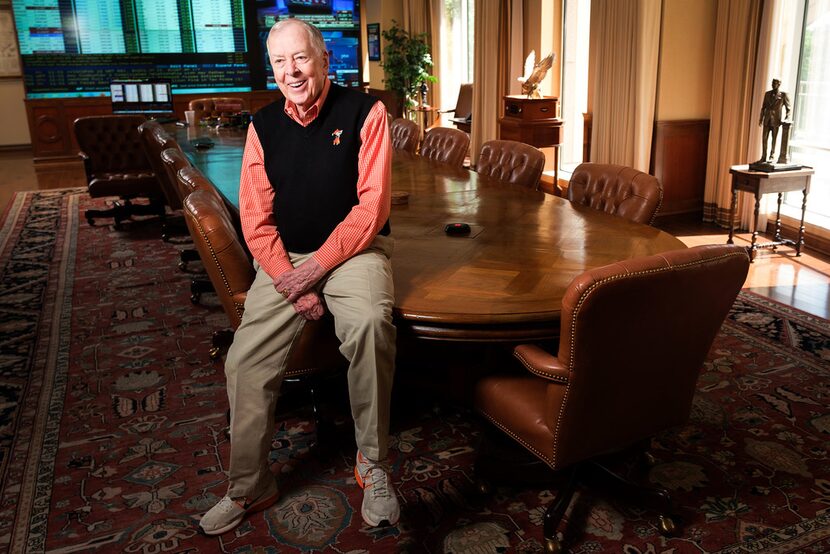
left=1, top=189, right=829, bottom=553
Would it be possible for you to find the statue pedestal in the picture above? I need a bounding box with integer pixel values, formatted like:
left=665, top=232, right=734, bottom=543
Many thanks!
left=748, top=161, right=803, bottom=172
left=751, top=121, right=800, bottom=172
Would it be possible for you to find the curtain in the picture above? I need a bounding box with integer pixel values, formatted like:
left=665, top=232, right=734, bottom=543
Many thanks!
left=403, top=0, right=442, bottom=110
left=471, top=0, right=522, bottom=165
left=587, top=0, right=661, bottom=172
left=702, top=0, right=762, bottom=228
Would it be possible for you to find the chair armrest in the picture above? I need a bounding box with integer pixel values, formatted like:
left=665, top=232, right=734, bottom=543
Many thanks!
left=77, top=151, right=92, bottom=180
left=513, top=344, right=569, bottom=384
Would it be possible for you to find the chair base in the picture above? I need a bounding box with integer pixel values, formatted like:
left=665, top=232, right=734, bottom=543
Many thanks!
left=475, top=430, right=677, bottom=551
left=190, top=278, right=214, bottom=304
left=85, top=198, right=165, bottom=228
left=179, top=248, right=201, bottom=271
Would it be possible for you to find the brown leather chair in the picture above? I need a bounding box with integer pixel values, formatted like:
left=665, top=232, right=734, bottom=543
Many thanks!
left=474, top=244, right=750, bottom=552
left=74, top=115, right=165, bottom=227
left=441, top=83, right=472, bottom=131
left=176, top=165, right=237, bottom=302
left=567, top=162, right=663, bottom=225
left=419, top=127, right=470, bottom=168
left=476, top=139, right=545, bottom=189
left=160, top=146, right=195, bottom=208
left=137, top=120, right=181, bottom=211
left=188, top=97, right=247, bottom=123
left=182, top=189, right=346, bottom=438
left=390, top=118, right=420, bottom=153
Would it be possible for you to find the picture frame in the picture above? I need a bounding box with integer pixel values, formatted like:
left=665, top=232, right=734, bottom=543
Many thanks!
left=0, top=3, right=21, bottom=79
left=367, top=23, right=381, bottom=62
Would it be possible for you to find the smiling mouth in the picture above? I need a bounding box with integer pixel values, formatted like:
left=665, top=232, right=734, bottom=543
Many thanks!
left=288, top=80, right=306, bottom=89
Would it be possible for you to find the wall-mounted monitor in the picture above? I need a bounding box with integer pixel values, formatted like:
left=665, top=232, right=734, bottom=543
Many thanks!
left=110, top=80, right=174, bottom=116
left=256, top=0, right=362, bottom=89
left=12, top=0, right=252, bottom=98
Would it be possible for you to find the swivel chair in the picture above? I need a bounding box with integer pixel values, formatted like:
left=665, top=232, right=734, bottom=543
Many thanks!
left=567, top=163, right=663, bottom=225
left=420, top=127, right=470, bottom=169
left=390, top=118, right=420, bottom=154
left=474, top=244, right=750, bottom=552
left=74, top=115, right=165, bottom=227
left=187, top=97, right=247, bottom=123
left=476, top=139, right=545, bottom=190
left=183, top=189, right=347, bottom=442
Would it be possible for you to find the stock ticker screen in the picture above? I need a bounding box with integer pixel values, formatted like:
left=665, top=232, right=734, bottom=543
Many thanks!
left=12, top=0, right=252, bottom=97
left=12, top=0, right=364, bottom=99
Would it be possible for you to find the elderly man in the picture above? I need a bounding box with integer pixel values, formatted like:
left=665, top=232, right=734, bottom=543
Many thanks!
left=199, top=18, right=398, bottom=535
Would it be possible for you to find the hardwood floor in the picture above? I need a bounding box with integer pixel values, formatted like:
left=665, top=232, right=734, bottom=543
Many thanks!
left=656, top=215, right=830, bottom=319
left=1, top=150, right=828, bottom=319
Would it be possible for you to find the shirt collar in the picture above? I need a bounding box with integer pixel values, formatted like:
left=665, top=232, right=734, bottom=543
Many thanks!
left=283, top=78, right=331, bottom=127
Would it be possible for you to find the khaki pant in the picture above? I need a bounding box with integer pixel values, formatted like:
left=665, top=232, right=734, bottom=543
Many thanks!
left=224, top=236, right=396, bottom=498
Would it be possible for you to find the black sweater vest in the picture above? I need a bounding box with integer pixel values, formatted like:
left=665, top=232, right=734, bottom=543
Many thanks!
left=253, top=83, right=390, bottom=254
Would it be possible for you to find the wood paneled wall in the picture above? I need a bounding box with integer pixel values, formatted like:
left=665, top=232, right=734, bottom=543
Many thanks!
left=650, top=119, right=709, bottom=216
left=25, top=91, right=281, bottom=161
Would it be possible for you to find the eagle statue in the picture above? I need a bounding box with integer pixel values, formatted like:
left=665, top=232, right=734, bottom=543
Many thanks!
left=518, top=50, right=555, bottom=99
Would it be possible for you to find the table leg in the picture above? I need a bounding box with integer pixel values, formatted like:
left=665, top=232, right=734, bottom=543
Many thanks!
left=772, top=192, right=783, bottom=249
left=727, top=188, right=738, bottom=245
left=554, top=146, right=560, bottom=196
left=750, top=193, right=761, bottom=261
left=797, top=187, right=807, bottom=256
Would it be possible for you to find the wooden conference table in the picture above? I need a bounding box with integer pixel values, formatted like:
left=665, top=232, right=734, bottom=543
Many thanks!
left=179, top=126, right=685, bottom=342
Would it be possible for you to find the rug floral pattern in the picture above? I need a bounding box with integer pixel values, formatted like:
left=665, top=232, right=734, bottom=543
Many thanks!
left=0, top=190, right=828, bottom=553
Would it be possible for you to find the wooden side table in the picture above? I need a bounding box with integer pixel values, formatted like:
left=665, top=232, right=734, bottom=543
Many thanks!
left=498, top=95, right=564, bottom=195
left=727, top=165, right=814, bottom=261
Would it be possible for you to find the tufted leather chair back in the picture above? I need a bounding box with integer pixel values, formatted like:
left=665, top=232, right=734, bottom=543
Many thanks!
left=160, top=146, right=193, bottom=205
left=176, top=165, right=229, bottom=216
left=475, top=244, right=749, bottom=471
left=73, top=115, right=161, bottom=200
left=420, top=127, right=470, bottom=168
left=567, top=163, right=663, bottom=225
left=390, top=118, right=419, bottom=153
left=476, top=140, right=545, bottom=189
left=188, top=97, right=247, bottom=122
left=138, top=120, right=181, bottom=209
left=183, top=189, right=345, bottom=376
left=183, top=189, right=252, bottom=327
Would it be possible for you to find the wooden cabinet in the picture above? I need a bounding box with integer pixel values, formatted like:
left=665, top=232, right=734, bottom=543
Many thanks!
left=498, top=95, right=564, bottom=193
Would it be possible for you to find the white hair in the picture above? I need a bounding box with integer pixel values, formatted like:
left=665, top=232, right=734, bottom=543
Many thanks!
left=267, top=18, right=326, bottom=58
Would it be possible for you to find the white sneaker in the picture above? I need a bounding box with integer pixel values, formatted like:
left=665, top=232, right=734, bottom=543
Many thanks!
left=354, top=450, right=400, bottom=527
left=198, top=481, right=279, bottom=536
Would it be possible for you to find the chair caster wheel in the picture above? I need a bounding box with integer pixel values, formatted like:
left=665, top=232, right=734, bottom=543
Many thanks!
left=178, top=261, right=187, bottom=271
left=209, top=347, right=221, bottom=360
left=190, top=293, right=200, bottom=304
left=658, top=515, right=676, bottom=536
left=545, top=537, right=563, bottom=553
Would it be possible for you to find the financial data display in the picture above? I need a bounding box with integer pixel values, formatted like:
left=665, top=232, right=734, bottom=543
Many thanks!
left=257, top=0, right=362, bottom=89
left=12, top=0, right=251, bottom=97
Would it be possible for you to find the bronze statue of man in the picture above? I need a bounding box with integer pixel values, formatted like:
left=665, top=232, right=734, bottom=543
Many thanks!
left=758, top=78, right=791, bottom=163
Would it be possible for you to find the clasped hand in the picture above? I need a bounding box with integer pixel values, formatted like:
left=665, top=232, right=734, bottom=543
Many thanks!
left=274, top=258, right=327, bottom=320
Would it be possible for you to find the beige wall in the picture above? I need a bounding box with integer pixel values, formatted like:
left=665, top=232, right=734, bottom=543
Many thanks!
left=0, top=80, right=30, bottom=146
left=363, top=0, right=404, bottom=89
left=655, top=0, right=717, bottom=120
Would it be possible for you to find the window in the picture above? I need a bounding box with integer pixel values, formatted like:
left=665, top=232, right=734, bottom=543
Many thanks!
left=783, top=0, right=830, bottom=231
left=559, top=0, right=591, bottom=176
left=438, top=0, right=474, bottom=125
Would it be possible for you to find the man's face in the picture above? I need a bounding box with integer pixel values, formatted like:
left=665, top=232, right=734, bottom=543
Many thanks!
left=772, top=79, right=781, bottom=91
left=268, top=23, right=329, bottom=111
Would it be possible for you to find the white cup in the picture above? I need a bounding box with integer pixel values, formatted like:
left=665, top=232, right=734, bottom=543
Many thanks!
left=184, top=110, right=196, bottom=126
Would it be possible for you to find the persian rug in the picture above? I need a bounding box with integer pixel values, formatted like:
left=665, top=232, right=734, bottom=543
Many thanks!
left=0, top=188, right=829, bottom=554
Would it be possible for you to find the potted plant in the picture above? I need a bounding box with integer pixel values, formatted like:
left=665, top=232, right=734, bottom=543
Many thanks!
left=381, top=21, right=437, bottom=116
